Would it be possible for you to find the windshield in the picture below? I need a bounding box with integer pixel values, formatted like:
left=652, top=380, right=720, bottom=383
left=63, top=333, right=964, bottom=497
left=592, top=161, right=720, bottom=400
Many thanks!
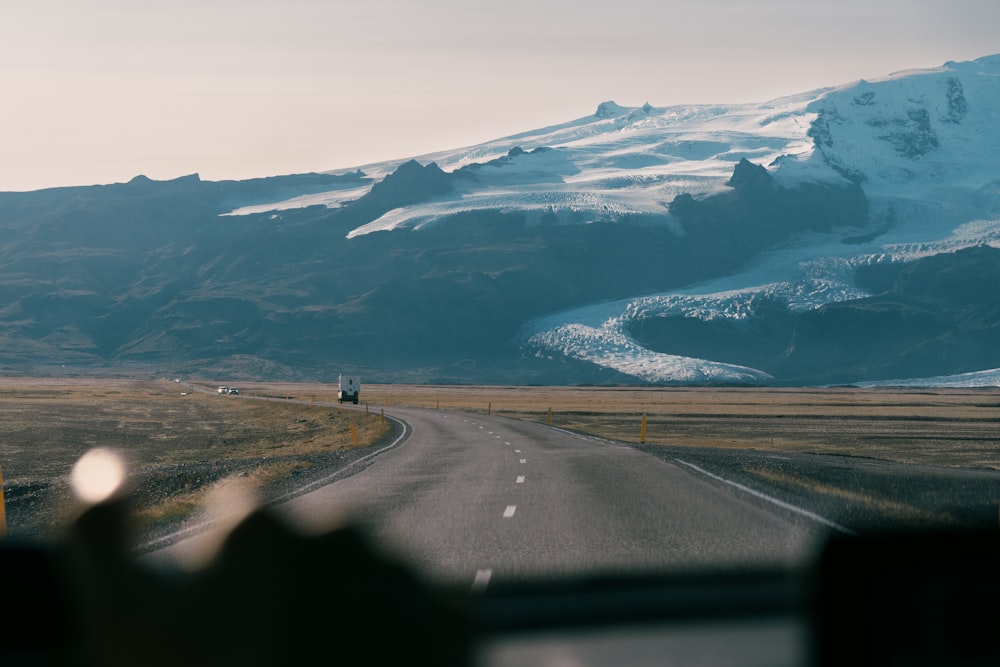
left=2, top=3, right=1000, bottom=666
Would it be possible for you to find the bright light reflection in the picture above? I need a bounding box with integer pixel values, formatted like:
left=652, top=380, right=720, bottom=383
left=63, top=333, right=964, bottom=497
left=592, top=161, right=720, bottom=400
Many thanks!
left=71, top=448, right=127, bottom=504
left=171, top=477, right=260, bottom=570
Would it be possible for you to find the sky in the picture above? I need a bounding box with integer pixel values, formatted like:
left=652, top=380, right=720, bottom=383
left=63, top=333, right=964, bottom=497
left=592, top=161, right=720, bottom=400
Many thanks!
left=2, top=0, right=998, bottom=192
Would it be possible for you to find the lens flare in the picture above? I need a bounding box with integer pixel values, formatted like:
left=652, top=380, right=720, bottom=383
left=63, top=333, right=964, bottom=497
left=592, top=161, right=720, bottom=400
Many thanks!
left=71, top=448, right=127, bottom=504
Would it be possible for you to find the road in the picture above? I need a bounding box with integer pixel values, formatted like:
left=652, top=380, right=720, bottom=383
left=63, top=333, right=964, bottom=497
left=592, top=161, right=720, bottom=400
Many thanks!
left=152, top=404, right=837, bottom=589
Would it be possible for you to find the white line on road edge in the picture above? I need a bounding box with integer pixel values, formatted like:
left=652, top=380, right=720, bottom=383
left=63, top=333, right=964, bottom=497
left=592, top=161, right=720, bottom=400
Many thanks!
left=674, top=459, right=856, bottom=536
left=503, top=505, right=517, bottom=518
left=519, top=459, right=526, bottom=464
left=516, top=476, right=525, bottom=484
left=138, top=414, right=413, bottom=553
left=472, top=569, right=492, bottom=593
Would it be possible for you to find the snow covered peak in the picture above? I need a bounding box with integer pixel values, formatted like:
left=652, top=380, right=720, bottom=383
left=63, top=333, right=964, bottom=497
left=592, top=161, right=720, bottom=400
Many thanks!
left=804, top=54, right=1000, bottom=194
left=224, top=54, right=1000, bottom=239
left=594, top=101, right=628, bottom=118
left=327, top=94, right=825, bottom=237
left=219, top=55, right=1000, bottom=386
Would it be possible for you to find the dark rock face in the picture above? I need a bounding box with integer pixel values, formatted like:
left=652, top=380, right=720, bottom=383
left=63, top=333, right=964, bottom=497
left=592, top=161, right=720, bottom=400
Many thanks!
left=873, top=107, right=939, bottom=159
left=629, top=246, right=1000, bottom=384
left=669, top=157, right=869, bottom=253
left=0, top=156, right=881, bottom=383
left=942, top=76, right=969, bottom=123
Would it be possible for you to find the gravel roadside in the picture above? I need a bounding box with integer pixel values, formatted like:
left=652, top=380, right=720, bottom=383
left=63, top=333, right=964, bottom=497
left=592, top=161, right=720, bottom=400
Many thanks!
left=635, top=444, right=1000, bottom=534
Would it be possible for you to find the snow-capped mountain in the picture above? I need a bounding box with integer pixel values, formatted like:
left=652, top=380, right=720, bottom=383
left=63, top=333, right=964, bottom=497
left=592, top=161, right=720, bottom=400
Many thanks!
left=212, top=54, right=1000, bottom=387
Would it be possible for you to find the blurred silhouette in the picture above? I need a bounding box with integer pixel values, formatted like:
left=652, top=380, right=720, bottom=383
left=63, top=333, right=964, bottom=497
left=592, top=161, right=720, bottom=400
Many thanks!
left=5, top=493, right=469, bottom=666
left=2, top=448, right=997, bottom=667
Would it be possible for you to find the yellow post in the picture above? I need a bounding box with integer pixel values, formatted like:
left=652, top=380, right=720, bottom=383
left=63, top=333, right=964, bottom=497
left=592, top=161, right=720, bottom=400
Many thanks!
left=0, top=464, right=6, bottom=538
left=488, top=401, right=492, bottom=416
left=640, top=413, right=647, bottom=444
left=350, top=423, right=358, bottom=445
left=547, top=407, right=552, bottom=425
left=365, top=403, right=369, bottom=416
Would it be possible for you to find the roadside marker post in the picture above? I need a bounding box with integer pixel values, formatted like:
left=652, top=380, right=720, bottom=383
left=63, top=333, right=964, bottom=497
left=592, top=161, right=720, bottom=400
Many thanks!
left=488, top=402, right=492, bottom=416
left=380, top=408, right=385, bottom=425
left=640, top=413, right=647, bottom=444
left=365, top=403, right=369, bottom=416
left=0, top=464, right=6, bottom=538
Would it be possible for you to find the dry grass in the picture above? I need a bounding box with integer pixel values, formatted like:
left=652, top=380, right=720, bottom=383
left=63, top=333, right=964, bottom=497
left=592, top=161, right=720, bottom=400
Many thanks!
left=0, top=378, right=391, bottom=534
left=3, top=379, right=996, bottom=537
left=741, top=466, right=965, bottom=525
left=0, top=378, right=389, bottom=478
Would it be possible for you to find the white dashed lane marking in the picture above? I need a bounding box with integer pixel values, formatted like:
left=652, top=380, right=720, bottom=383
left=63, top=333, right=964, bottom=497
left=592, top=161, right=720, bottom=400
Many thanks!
left=503, top=505, right=517, bottom=518
left=472, top=569, right=492, bottom=593
left=516, top=476, right=525, bottom=484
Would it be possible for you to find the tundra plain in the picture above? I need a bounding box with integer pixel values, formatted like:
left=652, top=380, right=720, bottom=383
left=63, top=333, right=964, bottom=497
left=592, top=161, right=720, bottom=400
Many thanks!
left=1, top=379, right=997, bottom=541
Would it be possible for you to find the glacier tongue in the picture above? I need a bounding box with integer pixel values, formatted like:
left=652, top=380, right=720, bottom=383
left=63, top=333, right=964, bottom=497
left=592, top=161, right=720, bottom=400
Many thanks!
left=223, top=55, right=1000, bottom=385
left=522, top=56, right=1000, bottom=385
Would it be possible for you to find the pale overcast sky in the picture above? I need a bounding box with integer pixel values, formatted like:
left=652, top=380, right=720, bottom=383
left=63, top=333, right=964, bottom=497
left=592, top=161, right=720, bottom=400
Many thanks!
left=1, top=0, right=998, bottom=191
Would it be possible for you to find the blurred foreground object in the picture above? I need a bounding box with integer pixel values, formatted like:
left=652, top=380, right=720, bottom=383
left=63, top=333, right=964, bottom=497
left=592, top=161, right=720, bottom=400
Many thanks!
left=1, top=446, right=997, bottom=666
left=812, top=530, right=1000, bottom=667
left=2, top=491, right=468, bottom=665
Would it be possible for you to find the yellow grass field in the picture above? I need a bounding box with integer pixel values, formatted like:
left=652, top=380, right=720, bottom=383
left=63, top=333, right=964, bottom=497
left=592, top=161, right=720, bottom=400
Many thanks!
left=0, top=378, right=392, bottom=535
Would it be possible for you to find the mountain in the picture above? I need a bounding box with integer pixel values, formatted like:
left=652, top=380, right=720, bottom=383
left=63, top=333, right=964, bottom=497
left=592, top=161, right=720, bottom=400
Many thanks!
left=1, top=55, right=999, bottom=386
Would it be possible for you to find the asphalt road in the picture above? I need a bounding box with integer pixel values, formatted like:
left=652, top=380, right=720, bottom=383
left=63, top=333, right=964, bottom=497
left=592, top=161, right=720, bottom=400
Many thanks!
left=124, top=402, right=1000, bottom=667
left=255, top=407, right=832, bottom=588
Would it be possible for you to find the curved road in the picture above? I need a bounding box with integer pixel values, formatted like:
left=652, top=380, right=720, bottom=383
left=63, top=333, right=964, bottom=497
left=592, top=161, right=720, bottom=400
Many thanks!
left=150, top=402, right=837, bottom=589
left=254, top=406, right=828, bottom=588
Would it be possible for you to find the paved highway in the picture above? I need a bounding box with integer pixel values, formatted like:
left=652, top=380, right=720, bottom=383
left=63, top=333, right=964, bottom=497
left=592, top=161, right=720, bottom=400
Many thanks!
left=251, top=406, right=829, bottom=589
left=116, top=401, right=1000, bottom=666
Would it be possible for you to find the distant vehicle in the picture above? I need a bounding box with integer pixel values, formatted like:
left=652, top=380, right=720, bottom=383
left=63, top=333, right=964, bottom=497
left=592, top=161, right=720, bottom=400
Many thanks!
left=218, top=386, right=228, bottom=395
left=228, top=387, right=239, bottom=395
left=338, top=375, right=360, bottom=404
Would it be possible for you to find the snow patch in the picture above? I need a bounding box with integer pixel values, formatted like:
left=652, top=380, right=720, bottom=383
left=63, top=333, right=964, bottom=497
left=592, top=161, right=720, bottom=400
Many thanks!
left=856, top=368, right=1000, bottom=388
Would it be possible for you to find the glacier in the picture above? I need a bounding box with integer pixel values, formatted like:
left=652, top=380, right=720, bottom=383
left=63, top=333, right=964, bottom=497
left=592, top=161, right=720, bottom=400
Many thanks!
left=225, top=55, right=1000, bottom=387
